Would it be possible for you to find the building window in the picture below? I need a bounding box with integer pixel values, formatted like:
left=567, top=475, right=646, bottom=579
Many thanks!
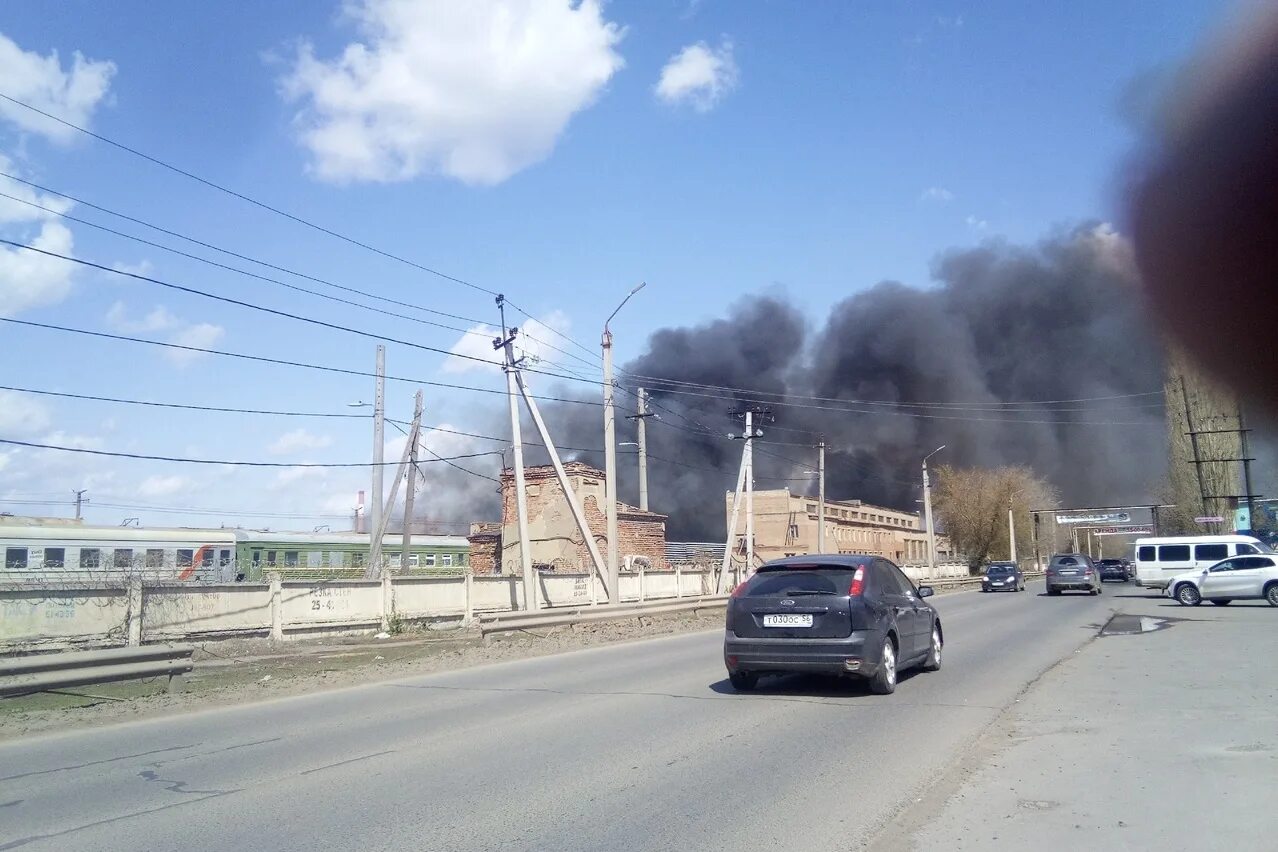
left=806, top=503, right=817, bottom=513
left=788, top=523, right=799, bottom=539
left=177, top=549, right=194, bottom=568
left=145, top=549, right=165, bottom=568
left=114, top=548, right=134, bottom=568
left=5, top=547, right=28, bottom=569
left=80, top=548, right=101, bottom=569
left=43, top=547, right=66, bottom=568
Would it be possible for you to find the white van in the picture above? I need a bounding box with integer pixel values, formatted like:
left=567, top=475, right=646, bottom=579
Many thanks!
left=1133, top=535, right=1272, bottom=589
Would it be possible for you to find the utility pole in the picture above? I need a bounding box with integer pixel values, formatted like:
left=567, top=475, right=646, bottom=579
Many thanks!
left=601, top=284, right=645, bottom=605
left=745, top=409, right=755, bottom=578
left=633, top=388, right=651, bottom=512
left=1032, top=512, right=1042, bottom=571
left=602, top=325, right=619, bottom=605
left=719, top=437, right=749, bottom=594
left=817, top=440, right=826, bottom=554
left=922, top=446, right=945, bottom=577
left=72, top=489, right=88, bottom=521
left=400, top=390, right=423, bottom=568
left=1008, top=494, right=1017, bottom=563
left=495, top=297, right=536, bottom=611
left=370, top=344, right=386, bottom=576
left=1238, top=404, right=1256, bottom=533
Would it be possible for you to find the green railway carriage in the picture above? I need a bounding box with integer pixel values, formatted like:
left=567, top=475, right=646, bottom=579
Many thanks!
left=233, top=530, right=470, bottom=581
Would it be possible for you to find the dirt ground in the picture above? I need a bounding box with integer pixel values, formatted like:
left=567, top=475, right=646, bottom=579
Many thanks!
left=0, top=609, right=725, bottom=741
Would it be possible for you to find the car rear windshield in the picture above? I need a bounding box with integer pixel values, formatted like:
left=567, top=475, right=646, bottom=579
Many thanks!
left=744, top=567, right=861, bottom=597
left=987, top=565, right=1014, bottom=574
left=1098, top=560, right=1122, bottom=566
left=1052, top=556, right=1081, bottom=566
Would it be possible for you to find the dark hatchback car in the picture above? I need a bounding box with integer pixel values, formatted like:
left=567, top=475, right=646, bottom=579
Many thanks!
left=981, top=561, right=1025, bottom=592
left=1096, top=558, right=1130, bottom=582
left=723, top=555, right=942, bottom=695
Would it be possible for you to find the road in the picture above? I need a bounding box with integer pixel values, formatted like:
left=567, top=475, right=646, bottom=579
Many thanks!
left=0, top=582, right=1113, bottom=851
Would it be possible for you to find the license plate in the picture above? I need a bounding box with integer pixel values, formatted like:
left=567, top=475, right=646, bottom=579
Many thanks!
left=763, top=614, right=813, bottom=628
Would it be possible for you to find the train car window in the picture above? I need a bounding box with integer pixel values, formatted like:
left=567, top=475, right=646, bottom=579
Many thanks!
left=284, top=551, right=299, bottom=567
left=201, top=549, right=214, bottom=568
left=442, top=554, right=453, bottom=567
left=424, top=553, right=437, bottom=567
left=219, top=550, right=232, bottom=566
left=177, top=549, right=194, bottom=568
left=307, top=551, right=323, bottom=567
left=43, top=547, right=66, bottom=568
left=352, top=552, right=365, bottom=568
left=114, top=549, right=133, bottom=568
left=145, top=549, right=165, bottom=568
left=5, top=548, right=28, bottom=569
left=80, top=548, right=101, bottom=568
left=266, top=550, right=277, bottom=566
left=408, top=553, right=420, bottom=568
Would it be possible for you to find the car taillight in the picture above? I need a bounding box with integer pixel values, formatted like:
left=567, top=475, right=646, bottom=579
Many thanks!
left=848, top=566, right=865, bottom=597
left=731, top=579, right=750, bottom=598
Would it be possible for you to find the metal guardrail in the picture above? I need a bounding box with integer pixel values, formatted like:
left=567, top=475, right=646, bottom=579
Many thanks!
left=479, top=596, right=731, bottom=636
left=0, top=644, right=194, bottom=699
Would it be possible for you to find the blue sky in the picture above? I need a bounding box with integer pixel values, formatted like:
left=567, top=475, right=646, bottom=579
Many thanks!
left=0, top=0, right=1230, bottom=528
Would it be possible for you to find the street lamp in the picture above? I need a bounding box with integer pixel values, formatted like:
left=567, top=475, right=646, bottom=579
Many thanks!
left=922, top=445, right=946, bottom=576
left=602, top=283, right=647, bottom=605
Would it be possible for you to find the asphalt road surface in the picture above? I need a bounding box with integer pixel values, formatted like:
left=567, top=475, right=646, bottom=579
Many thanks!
left=0, top=582, right=1114, bottom=851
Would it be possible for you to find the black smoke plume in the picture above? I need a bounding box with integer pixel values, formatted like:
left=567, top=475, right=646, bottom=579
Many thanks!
left=548, top=224, right=1173, bottom=541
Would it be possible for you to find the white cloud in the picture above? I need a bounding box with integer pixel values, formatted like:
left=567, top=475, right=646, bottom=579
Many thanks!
left=965, top=215, right=989, bottom=231
left=165, top=322, right=225, bottom=365
left=442, top=310, right=575, bottom=374
left=105, top=301, right=180, bottom=333
left=269, top=429, right=334, bottom=455
left=0, top=31, right=115, bottom=143
left=921, top=186, right=954, bottom=203
left=280, top=0, right=626, bottom=186
left=0, top=219, right=75, bottom=316
left=273, top=465, right=327, bottom=488
left=655, top=39, right=738, bottom=112
left=0, top=390, right=51, bottom=436
left=0, top=154, right=74, bottom=224
left=137, top=474, right=194, bottom=498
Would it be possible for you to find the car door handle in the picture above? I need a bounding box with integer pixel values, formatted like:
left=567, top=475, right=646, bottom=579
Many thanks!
left=893, top=605, right=909, bottom=615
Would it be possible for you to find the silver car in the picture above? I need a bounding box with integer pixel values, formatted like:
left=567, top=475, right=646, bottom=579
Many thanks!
left=1045, top=553, right=1102, bottom=596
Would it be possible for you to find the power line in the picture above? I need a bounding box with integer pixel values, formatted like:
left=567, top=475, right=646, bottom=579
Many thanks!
left=0, top=497, right=351, bottom=521
left=2, top=318, right=605, bottom=408
left=0, top=91, right=498, bottom=297
left=385, top=418, right=501, bottom=483
left=0, top=187, right=494, bottom=339
left=0, top=384, right=371, bottom=419
left=0, top=437, right=502, bottom=468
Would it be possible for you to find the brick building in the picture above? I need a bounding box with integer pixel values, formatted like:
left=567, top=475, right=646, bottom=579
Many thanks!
left=469, top=462, right=667, bottom=575
left=727, top=489, right=955, bottom=565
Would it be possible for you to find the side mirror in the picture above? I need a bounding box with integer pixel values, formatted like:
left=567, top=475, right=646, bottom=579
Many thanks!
left=917, top=585, right=934, bottom=598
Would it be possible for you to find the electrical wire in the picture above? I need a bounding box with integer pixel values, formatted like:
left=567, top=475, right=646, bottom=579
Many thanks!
left=2, top=318, right=605, bottom=408
left=0, top=437, right=503, bottom=468
left=0, top=171, right=486, bottom=327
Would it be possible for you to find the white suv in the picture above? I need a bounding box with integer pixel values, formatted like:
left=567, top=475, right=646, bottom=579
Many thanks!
left=1166, top=555, right=1278, bottom=607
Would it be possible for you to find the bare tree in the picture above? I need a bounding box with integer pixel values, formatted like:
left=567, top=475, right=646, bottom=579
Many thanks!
left=934, top=465, right=1057, bottom=571
left=1164, top=348, right=1243, bottom=533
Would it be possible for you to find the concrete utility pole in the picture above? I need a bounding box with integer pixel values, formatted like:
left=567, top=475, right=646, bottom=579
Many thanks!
left=817, top=440, right=826, bottom=554
left=72, top=489, right=88, bottom=521
left=922, top=445, right=945, bottom=576
left=400, top=390, right=423, bottom=568
left=1238, top=404, right=1256, bottom=533
left=1008, top=495, right=1017, bottom=563
left=602, top=283, right=646, bottom=606
left=494, top=297, right=536, bottom=611
left=720, top=444, right=749, bottom=594
left=635, top=388, right=650, bottom=512
left=745, top=409, right=755, bottom=578
left=370, top=344, right=386, bottom=576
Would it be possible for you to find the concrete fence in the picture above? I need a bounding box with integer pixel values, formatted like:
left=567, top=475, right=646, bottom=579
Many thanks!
left=0, top=568, right=719, bottom=652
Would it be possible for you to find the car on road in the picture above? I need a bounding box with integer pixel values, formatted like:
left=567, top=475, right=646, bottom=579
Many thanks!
left=1045, top=553, right=1101, bottom=596
left=1166, top=554, right=1278, bottom=607
left=723, top=554, right=942, bottom=695
left=1096, top=558, right=1130, bottom=583
left=981, top=561, right=1025, bottom=592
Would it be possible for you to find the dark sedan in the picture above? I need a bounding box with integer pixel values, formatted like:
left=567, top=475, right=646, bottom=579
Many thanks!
left=723, top=555, right=943, bottom=695
left=981, top=561, right=1025, bottom=592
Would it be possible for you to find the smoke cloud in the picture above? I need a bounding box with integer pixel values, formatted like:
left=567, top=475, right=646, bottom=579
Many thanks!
left=547, top=224, right=1177, bottom=540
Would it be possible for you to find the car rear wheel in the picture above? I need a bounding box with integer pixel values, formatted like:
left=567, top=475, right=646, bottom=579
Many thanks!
left=1210, top=599, right=1232, bottom=606
left=869, top=637, right=897, bottom=695
left=1176, top=583, right=1202, bottom=607
left=922, top=626, right=942, bottom=671
left=1266, top=584, right=1278, bottom=607
left=728, top=671, right=758, bottom=691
